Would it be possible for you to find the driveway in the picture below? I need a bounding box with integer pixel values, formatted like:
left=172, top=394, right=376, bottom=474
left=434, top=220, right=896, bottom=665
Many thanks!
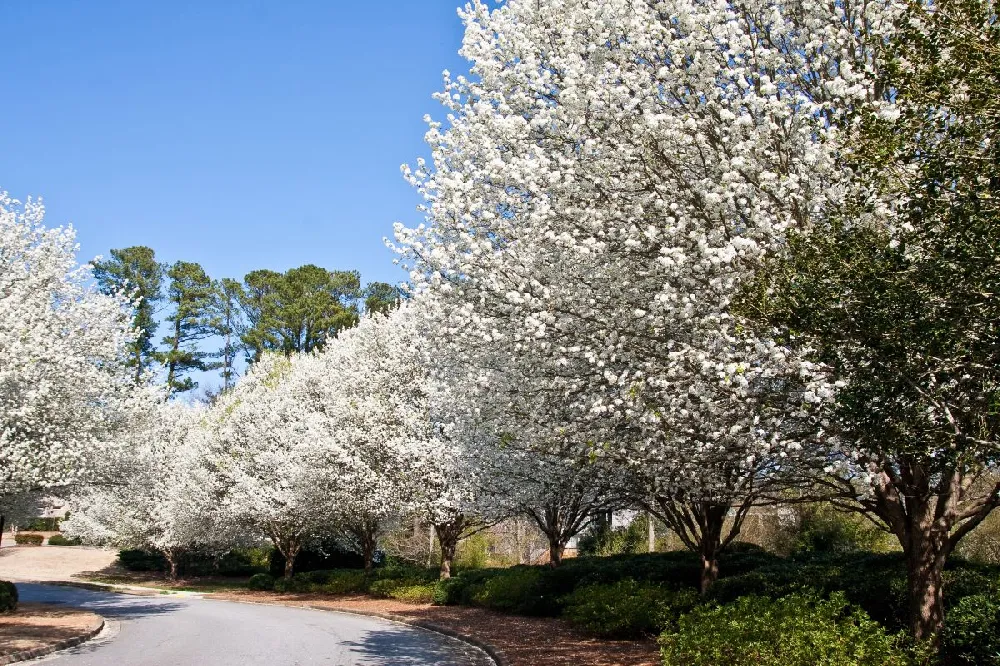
left=17, top=583, right=492, bottom=665
left=0, top=546, right=117, bottom=582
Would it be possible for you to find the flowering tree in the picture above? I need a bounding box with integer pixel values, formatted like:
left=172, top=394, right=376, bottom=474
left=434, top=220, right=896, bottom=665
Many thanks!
left=64, top=402, right=219, bottom=579
left=0, top=192, right=144, bottom=497
left=203, top=353, right=336, bottom=579
left=393, top=0, right=900, bottom=590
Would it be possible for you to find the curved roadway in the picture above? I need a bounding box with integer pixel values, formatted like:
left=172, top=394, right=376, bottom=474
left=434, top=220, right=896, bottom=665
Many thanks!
left=18, top=583, right=492, bottom=666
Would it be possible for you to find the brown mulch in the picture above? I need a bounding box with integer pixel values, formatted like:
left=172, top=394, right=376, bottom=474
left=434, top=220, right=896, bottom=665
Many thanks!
left=211, top=590, right=659, bottom=666
left=0, top=603, right=103, bottom=654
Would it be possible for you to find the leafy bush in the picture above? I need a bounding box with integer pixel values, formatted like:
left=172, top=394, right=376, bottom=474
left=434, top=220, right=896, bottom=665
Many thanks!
left=317, top=570, right=368, bottom=595
left=215, top=548, right=270, bottom=576
left=563, top=579, right=698, bottom=638
left=941, top=593, right=1000, bottom=666
left=14, top=533, right=44, bottom=546
left=23, top=517, right=61, bottom=532
left=660, top=592, right=914, bottom=666
left=579, top=514, right=651, bottom=556
left=46, top=534, right=81, bottom=546
left=247, top=573, right=275, bottom=591
left=367, top=579, right=435, bottom=603
left=118, top=549, right=167, bottom=571
left=779, top=504, right=895, bottom=555
left=0, top=581, right=17, bottom=613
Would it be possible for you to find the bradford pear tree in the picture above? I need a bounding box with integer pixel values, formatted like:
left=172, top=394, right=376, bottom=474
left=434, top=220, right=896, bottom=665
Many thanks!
left=202, top=352, right=339, bottom=579
left=63, top=402, right=220, bottom=579
left=0, top=192, right=148, bottom=496
left=393, top=0, right=900, bottom=590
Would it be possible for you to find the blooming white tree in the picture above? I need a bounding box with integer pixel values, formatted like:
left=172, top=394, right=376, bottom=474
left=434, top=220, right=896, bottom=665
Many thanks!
left=203, top=353, right=337, bottom=579
left=64, top=402, right=219, bottom=579
left=393, top=0, right=900, bottom=589
left=0, top=191, right=146, bottom=497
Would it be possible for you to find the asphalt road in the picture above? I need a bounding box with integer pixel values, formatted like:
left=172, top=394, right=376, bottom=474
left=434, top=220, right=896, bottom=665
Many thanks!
left=17, top=583, right=493, bottom=666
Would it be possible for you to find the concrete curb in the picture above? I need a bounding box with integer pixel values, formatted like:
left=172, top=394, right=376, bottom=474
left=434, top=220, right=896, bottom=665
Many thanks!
left=198, top=596, right=509, bottom=666
left=0, top=616, right=105, bottom=665
left=306, top=605, right=510, bottom=666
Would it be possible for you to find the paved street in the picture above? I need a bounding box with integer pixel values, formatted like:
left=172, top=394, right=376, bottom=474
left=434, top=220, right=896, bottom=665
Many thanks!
left=18, top=584, right=492, bottom=666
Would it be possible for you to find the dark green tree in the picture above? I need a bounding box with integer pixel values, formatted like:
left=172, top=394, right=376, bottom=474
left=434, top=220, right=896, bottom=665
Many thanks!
left=210, top=277, right=245, bottom=392
left=238, top=265, right=361, bottom=361
left=740, top=0, right=1000, bottom=645
left=92, top=246, right=165, bottom=383
left=161, top=261, right=218, bottom=394
left=362, top=281, right=403, bottom=315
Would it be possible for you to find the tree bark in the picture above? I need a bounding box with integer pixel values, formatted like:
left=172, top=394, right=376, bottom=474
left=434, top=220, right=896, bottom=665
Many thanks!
left=907, top=539, right=947, bottom=643
left=548, top=535, right=565, bottom=567
left=165, top=550, right=180, bottom=581
left=434, top=518, right=464, bottom=580
left=0, top=514, right=6, bottom=549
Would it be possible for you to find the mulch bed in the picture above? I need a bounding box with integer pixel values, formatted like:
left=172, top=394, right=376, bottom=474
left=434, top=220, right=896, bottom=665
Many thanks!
left=211, top=590, right=659, bottom=666
left=0, top=603, right=103, bottom=655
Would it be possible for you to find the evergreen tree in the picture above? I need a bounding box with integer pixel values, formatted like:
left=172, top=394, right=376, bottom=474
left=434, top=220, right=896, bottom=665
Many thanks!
left=362, top=281, right=403, bottom=315
left=161, top=261, right=217, bottom=394
left=210, top=277, right=245, bottom=392
left=92, top=246, right=165, bottom=383
left=238, top=265, right=361, bottom=361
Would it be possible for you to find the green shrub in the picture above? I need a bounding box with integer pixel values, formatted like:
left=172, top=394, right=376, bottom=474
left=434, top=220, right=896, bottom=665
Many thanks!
left=247, top=573, right=275, bottom=591
left=385, top=583, right=436, bottom=604
left=118, top=549, right=167, bottom=571
left=14, top=533, right=44, bottom=546
left=215, top=548, right=269, bottom=576
left=318, top=570, right=368, bottom=595
left=469, top=567, right=559, bottom=615
left=23, top=517, right=61, bottom=532
left=46, top=534, right=81, bottom=546
left=0, top=581, right=17, bottom=613
left=563, top=579, right=698, bottom=638
left=941, top=593, right=1000, bottom=666
left=781, top=504, right=895, bottom=555
left=660, top=591, right=914, bottom=666
left=579, top=514, right=651, bottom=556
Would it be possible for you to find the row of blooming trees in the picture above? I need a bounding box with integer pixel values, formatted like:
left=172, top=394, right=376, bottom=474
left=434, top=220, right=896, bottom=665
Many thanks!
left=12, top=0, right=996, bottom=653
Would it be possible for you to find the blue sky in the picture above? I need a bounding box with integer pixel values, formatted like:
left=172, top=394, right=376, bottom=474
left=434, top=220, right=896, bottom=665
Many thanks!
left=0, top=1, right=470, bottom=288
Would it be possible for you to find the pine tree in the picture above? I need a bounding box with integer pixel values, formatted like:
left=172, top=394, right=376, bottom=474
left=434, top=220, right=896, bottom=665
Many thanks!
left=92, top=246, right=165, bottom=383
left=161, top=261, right=217, bottom=394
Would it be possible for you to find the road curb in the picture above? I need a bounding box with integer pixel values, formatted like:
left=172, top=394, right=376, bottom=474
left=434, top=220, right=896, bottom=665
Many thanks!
left=199, top=596, right=508, bottom=666
left=306, top=605, right=510, bottom=666
left=0, top=616, right=105, bottom=665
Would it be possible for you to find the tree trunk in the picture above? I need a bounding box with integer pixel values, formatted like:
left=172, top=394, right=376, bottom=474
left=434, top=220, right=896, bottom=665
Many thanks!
left=647, top=511, right=656, bottom=553
left=283, top=552, right=295, bottom=580
left=279, top=539, right=301, bottom=580
left=435, top=519, right=464, bottom=580
left=548, top=535, right=565, bottom=567
left=697, top=505, right=727, bottom=594
left=165, top=551, right=180, bottom=581
left=907, top=543, right=947, bottom=644
left=0, top=514, right=6, bottom=549
left=426, top=524, right=434, bottom=568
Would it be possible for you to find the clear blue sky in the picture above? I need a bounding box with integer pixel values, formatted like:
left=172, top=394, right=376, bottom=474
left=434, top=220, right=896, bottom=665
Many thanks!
left=0, top=1, right=469, bottom=288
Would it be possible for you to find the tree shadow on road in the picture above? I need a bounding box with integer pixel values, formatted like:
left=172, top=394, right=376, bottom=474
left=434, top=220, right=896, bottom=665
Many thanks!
left=341, top=626, right=490, bottom=666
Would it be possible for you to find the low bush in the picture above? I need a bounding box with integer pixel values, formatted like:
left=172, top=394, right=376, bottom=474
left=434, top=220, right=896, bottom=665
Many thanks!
left=368, top=580, right=435, bottom=603
left=0, top=581, right=17, bottom=613
left=14, top=533, right=44, bottom=546
left=317, top=570, right=368, bottom=595
left=563, top=579, right=698, bottom=638
left=47, top=534, right=81, bottom=546
left=247, top=573, right=275, bottom=591
left=941, top=593, right=1000, bottom=666
left=23, top=517, right=61, bottom=532
left=118, top=549, right=167, bottom=571
left=660, top=591, right=914, bottom=666
left=215, top=548, right=269, bottom=576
